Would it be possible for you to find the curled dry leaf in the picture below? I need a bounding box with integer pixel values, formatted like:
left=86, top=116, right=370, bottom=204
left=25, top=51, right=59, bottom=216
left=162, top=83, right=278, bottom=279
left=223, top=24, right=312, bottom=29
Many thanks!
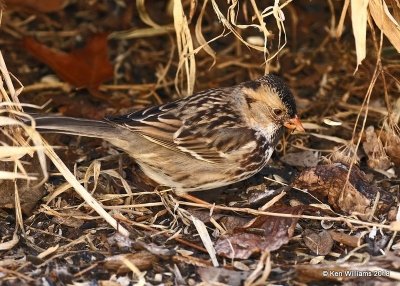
left=328, top=230, right=360, bottom=248
left=363, top=126, right=391, bottom=171
left=132, top=241, right=175, bottom=257
left=215, top=206, right=310, bottom=259
left=22, top=34, right=114, bottom=96
left=369, top=0, right=400, bottom=52
left=281, top=150, right=319, bottom=167
left=197, top=267, right=249, bottom=286
left=295, top=264, right=353, bottom=283
left=303, top=229, right=333, bottom=256
left=50, top=209, right=88, bottom=228
left=103, top=251, right=158, bottom=274
left=292, top=164, right=393, bottom=218
left=107, top=233, right=134, bottom=249
left=0, top=158, right=46, bottom=215
left=351, top=0, right=368, bottom=69
left=173, top=254, right=213, bottom=268
left=296, top=259, right=395, bottom=283
left=379, top=130, right=400, bottom=167
left=6, top=0, right=67, bottom=13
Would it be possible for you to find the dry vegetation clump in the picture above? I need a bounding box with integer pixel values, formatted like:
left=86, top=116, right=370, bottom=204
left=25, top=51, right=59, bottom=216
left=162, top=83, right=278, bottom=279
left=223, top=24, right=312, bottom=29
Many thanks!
left=0, top=0, right=399, bottom=285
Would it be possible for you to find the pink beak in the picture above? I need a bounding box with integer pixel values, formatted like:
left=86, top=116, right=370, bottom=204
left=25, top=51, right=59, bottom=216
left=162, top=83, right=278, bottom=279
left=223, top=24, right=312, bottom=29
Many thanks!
left=284, top=115, right=305, bottom=132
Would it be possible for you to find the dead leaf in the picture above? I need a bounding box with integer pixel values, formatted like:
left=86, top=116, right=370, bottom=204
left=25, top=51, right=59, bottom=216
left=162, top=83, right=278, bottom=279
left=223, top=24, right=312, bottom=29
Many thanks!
left=328, top=230, right=360, bottom=248
left=104, top=251, right=158, bottom=274
left=303, top=229, right=333, bottom=256
left=107, top=233, right=134, bottom=249
left=6, top=0, right=67, bottom=13
left=387, top=0, right=400, bottom=24
left=51, top=209, right=88, bottom=228
left=281, top=150, right=319, bottom=167
left=0, top=157, right=46, bottom=215
left=369, top=0, right=400, bottom=52
left=22, top=34, right=114, bottom=95
left=215, top=206, right=309, bottom=259
left=296, top=259, right=394, bottom=283
left=173, top=254, right=213, bottom=268
left=380, top=130, right=400, bottom=166
left=197, top=267, right=249, bottom=286
left=351, top=0, right=368, bottom=69
left=363, top=126, right=391, bottom=170
left=132, top=241, right=175, bottom=257
left=292, top=164, right=393, bottom=218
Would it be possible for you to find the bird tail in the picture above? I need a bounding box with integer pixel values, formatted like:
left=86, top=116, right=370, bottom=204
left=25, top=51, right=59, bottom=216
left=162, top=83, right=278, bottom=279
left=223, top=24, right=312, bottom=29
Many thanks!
left=31, top=115, right=119, bottom=139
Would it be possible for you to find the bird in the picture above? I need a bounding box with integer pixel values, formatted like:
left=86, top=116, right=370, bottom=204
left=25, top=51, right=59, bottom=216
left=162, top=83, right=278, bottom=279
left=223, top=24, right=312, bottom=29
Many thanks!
left=32, top=74, right=304, bottom=194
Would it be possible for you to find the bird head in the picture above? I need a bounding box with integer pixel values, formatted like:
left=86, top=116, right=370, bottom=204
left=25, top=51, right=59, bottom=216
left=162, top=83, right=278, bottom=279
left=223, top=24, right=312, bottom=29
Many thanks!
left=241, top=74, right=305, bottom=133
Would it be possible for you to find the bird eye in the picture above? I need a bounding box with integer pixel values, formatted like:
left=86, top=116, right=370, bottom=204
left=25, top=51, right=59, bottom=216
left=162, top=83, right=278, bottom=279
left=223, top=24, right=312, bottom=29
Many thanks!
left=273, top=108, right=283, bottom=116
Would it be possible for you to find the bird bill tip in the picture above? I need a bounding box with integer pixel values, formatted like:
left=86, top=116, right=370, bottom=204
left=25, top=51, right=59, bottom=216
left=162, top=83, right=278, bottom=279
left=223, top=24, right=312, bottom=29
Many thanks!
left=284, top=115, right=305, bottom=132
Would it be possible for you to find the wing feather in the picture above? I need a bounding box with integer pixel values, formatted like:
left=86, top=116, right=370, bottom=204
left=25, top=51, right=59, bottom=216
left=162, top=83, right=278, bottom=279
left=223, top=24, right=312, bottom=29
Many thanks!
left=105, top=89, right=256, bottom=163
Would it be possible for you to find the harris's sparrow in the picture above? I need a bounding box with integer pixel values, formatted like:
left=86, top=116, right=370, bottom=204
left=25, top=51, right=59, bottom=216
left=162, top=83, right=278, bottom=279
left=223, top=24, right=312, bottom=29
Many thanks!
left=33, top=75, right=304, bottom=193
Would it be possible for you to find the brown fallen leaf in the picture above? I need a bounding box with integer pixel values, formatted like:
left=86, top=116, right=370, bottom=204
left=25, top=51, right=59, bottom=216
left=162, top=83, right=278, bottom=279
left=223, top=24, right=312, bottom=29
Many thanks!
left=6, top=0, right=67, bottom=13
left=0, top=157, right=46, bottom=215
left=103, top=251, right=158, bottom=274
left=328, top=230, right=360, bottom=248
left=292, top=164, right=393, bottom=218
left=173, top=254, right=213, bottom=268
left=281, top=150, right=319, bottom=167
left=296, top=262, right=393, bottom=283
left=197, top=267, right=249, bottom=286
left=303, top=229, right=333, bottom=256
left=369, top=0, right=400, bottom=52
left=363, top=126, right=391, bottom=171
left=215, top=206, right=310, bottom=259
left=51, top=209, right=88, bottom=228
left=23, top=34, right=114, bottom=97
left=380, top=130, right=400, bottom=167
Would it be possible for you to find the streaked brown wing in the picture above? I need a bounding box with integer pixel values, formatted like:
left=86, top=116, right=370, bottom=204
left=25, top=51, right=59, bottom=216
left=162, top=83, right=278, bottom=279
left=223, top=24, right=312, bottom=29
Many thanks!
left=106, top=87, right=256, bottom=163
left=173, top=126, right=257, bottom=163
left=106, top=102, right=184, bottom=153
left=106, top=105, right=256, bottom=163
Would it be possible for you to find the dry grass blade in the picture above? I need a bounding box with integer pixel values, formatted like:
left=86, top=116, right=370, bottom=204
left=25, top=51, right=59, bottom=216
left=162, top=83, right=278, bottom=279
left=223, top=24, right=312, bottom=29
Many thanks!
left=0, top=230, right=19, bottom=250
left=191, top=215, right=219, bottom=267
left=179, top=201, right=396, bottom=231
left=0, top=51, right=20, bottom=105
left=136, top=0, right=163, bottom=28
left=351, top=0, right=368, bottom=70
left=121, top=256, right=146, bottom=285
left=258, top=0, right=289, bottom=64
left=1, top=47, right=132, bottom=237
left=173, top=0, right=196, bottom=96
left=0, top=171, right=35, bottom=180
left=109, top=26, right=175, bottom=40
left=0, top=146, right=45, bottom=159
left=335, top=0, right=350, bottom=38
left=37, top=244, right=59, bottom=259
left=0, top=50, right=49, bottom=259
left=194, top=0, right=217, bottom=67
left=210, top=0, right=291, bottom=67
left=210, top=0, right=263, bottom=52
left=44, top=144, right=130, bottom=237
left=111, top=0, right=174, bottom=39
left=83, top=159, right=101, bottom=192
left=245, top=250, right=271, bottom=286
left=0, top=52, right=48, bottom=189
left=369, top=0, right=400, bottom=52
